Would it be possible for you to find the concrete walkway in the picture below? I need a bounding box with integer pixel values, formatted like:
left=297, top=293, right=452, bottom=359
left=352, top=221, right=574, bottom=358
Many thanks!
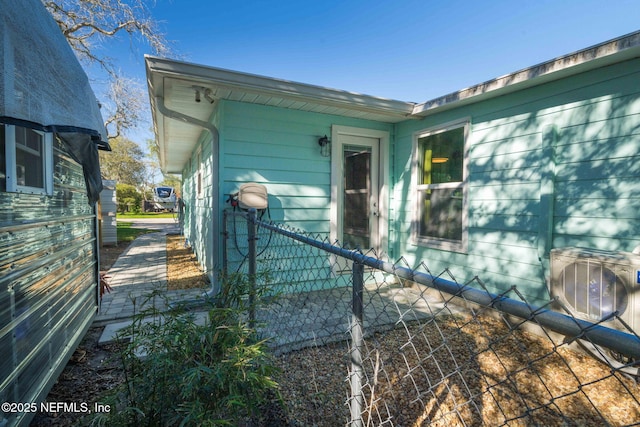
left=95, top=218, right=206, bottom=327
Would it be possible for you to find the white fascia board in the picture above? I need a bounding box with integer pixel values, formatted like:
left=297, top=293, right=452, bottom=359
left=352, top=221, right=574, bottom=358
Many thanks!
left=145, top=55, right=416, bottom=119
left=146, top=29, right=640, bottom=126
left=146, top=83, right=167, bottom=170
left=412, top=30, right=640, bottom=117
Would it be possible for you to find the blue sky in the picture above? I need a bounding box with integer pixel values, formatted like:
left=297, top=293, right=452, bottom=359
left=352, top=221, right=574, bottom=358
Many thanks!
left=99, top=0, right=639, bottom=145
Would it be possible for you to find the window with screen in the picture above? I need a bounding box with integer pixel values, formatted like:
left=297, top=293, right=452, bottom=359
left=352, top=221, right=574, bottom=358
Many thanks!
left=413, top=121, right=468, bottom=252
left=1, top=124, right=52, bottom=195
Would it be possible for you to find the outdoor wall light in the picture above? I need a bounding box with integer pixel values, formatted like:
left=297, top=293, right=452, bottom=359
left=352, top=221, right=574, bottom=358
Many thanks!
left=318, top=135, right=331, bottom=157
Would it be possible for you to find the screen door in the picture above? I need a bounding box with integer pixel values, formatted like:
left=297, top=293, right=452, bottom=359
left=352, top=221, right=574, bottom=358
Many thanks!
left=341, top=136, right=379, bottom=251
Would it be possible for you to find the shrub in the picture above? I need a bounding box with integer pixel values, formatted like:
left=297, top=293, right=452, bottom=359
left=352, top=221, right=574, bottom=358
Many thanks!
left=92, top=273, right=283, bottom=426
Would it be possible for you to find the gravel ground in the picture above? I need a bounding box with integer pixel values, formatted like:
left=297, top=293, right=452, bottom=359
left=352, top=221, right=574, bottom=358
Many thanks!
left=272, top=313, right=640, bottom=426
left=166, top=234, right=209, bottom=290
left=31, top=314, right=640, bottom=426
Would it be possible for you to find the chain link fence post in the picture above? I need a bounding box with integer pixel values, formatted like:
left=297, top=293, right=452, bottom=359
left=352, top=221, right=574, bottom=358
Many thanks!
left=222, top=209, right=228, bottom=276
left=247, top=208, right=257, bottom=328
left=350, top=260, right=365, bottom=427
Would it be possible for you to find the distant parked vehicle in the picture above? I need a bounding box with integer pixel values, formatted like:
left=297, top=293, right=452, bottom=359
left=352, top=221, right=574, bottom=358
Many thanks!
left=152, top=186, right=177, bottom=211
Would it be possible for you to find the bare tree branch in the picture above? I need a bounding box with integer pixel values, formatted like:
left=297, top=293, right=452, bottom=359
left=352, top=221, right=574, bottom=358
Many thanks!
left=44, top=0, right=170, bottom=72
left=43, top=0, right=171, bottom=139
left=102, top=75, right=146, bottom=140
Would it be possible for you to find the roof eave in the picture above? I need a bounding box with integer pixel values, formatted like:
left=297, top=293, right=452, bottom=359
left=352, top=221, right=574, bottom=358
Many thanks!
left=412, top=30, right=640, bottom=117
left=145, top=55, right=416, bottom=121
left=146, top=68, right=167, bottom=172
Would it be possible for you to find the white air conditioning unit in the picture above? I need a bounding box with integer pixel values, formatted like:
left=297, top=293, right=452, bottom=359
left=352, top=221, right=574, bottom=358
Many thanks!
left=550, top=247, right=640, bottom=374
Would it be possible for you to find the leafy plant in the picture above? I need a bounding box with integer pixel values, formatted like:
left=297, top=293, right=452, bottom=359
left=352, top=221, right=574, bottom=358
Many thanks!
left=92, top=273, right=284, bottom=426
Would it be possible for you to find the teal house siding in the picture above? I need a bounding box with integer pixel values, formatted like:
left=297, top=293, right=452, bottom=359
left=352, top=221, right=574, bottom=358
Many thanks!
left=147, top=31, right=640, bottom=305
left=220, top=100, right=333, bottom=232
left=182, top=128, right=217, bottom=277
left=179, top=98, right=394, bottom=282
left=219, top=101, right=393, bottom=229
left=392, top=57, right=640, bottom=304
left=551, top=63, right=640, bottom=251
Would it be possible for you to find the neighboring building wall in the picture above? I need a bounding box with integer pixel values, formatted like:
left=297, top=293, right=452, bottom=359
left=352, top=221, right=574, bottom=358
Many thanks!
left=100, top=180, right=117, bottom=246
left=393, top=58, right=640, bottom=304
left=0, top=137, right=98, bottom=427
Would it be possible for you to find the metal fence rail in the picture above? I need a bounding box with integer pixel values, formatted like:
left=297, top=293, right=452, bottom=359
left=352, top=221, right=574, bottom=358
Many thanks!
left=223, top=209, right=640, bottom=426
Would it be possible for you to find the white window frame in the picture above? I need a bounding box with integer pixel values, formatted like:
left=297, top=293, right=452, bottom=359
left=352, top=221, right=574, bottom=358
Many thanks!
left=412, top=119, right=469, bottom=253
left=3, top=124, right=53, bottom=196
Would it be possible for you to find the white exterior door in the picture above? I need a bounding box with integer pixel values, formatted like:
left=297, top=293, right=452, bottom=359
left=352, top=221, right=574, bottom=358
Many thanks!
left=331, top=126, right=389, bottom=256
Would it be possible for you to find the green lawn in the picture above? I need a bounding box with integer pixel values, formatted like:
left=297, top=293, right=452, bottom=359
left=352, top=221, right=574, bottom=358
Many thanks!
left=118, top=212, right=175, bottom=219
left=117, top=222, right=156, bottom=243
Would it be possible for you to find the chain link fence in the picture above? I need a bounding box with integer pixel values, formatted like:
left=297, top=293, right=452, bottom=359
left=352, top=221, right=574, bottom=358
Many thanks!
left=223, top=209, right=640, bottom=426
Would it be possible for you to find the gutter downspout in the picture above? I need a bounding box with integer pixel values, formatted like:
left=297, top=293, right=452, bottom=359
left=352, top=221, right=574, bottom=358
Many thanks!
left=155, top=95, right=220, bottom=299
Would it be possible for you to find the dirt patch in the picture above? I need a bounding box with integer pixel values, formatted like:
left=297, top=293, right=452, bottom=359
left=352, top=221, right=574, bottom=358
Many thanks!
left=98, top=243, right=128, bottom=272
left=166, top=234, right=208, bottom=290
left=29, top=327, right=123, bottom=426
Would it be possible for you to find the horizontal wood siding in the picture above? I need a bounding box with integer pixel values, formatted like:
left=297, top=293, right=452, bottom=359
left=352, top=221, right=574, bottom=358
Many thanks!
left=181, top=100, right=392, bottom=290
left=220, top=101, right=391, bottom=233
left=196, top=136, right=214, bottom=275
left=222, top=103, right=331, bottom=233
left=0, top=137, right=97, bottom=426
left=393, top=58, right=640, bottom=304
left=553, top=87, right=640, bottom=250
left=181, top=132, right=216, bottom=281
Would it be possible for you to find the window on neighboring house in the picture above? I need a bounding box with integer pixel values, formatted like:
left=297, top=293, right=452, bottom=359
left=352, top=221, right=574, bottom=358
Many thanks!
left=1, top=124, right=53, bottom=195
left=413, top=121, right=468, bottom=252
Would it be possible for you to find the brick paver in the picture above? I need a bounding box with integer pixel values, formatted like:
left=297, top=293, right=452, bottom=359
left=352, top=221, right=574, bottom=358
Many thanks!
left=95, top=226, right=205, bottom=325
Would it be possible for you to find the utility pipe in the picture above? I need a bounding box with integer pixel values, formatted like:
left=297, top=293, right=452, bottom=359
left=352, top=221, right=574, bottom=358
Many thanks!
left=155, top=93, right=220, bottom=298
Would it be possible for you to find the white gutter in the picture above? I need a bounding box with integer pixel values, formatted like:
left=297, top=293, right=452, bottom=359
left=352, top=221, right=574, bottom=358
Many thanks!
left=155, top=95, right=218, bottom=140
left=155, top=95, right=220, bottom=298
